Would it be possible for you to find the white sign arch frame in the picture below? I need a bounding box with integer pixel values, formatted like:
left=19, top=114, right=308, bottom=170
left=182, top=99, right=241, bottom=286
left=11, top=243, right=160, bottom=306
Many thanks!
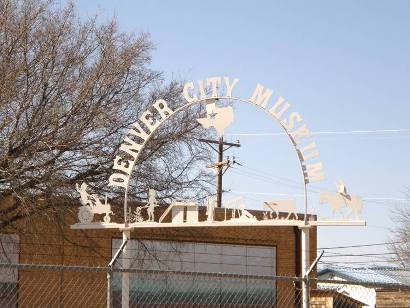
left=107, top=78, right=325, bottom=227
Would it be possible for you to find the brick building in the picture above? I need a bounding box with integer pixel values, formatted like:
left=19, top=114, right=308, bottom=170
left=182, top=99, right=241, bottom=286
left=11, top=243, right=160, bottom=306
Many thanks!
left=1, top=203, right=317, bottom=307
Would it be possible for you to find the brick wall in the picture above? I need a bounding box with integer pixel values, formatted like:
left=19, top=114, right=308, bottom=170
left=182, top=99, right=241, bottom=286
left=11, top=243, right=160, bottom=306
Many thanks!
left=6, top=204, right=317, bottom=307
left=376, top=289, right=410, bottom=307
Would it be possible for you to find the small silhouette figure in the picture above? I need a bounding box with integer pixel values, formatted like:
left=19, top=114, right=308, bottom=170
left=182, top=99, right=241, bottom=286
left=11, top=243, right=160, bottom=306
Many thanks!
left=144, top=189, right=159, bottom=222
left=75, top=183, right=112, bottom=223
left=76, top=183, right=92, bottom=207
left=336, top=181, right=351, bottom=200
left=206, top=196, right=216, bottom=222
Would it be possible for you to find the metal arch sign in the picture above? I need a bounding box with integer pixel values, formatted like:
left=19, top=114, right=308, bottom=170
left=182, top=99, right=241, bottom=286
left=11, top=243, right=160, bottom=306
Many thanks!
left=70, top=76, right=366, bottom=308
left=109, top=77, right=324, bottom=190
left=72, top=76, right=365, bottom=229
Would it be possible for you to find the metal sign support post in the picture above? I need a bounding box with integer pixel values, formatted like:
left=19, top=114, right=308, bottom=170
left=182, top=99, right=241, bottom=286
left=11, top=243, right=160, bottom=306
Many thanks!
left=107, top=271, right=111, bottom=308
left=122, top=188, right=130, bottom=308
left=107, top=229, right=129, bottom=308
left=121, top=229, right=130, bottom=308
left=298, top=131, right=311, bottom=308
left=300, top=225, right=310, bottom=308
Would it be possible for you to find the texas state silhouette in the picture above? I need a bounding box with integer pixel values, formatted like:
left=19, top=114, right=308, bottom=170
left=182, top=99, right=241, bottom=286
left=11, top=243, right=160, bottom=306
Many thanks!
left=197, top=103, right=234, bottom=137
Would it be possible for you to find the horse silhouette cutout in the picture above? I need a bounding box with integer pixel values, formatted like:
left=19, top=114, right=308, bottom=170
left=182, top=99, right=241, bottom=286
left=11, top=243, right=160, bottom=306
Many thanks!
left=319, top=192, right=363, bottom=219
left=263, top=200, right=298, bottom=220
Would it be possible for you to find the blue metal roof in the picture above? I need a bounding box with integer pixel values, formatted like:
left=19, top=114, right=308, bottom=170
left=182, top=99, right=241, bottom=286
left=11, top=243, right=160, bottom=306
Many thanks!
left=318, top=266, right=410, bottom=286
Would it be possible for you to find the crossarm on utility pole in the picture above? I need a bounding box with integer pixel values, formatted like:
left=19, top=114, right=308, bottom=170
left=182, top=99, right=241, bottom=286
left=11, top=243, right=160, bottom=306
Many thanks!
left=198, top=138, right=240, bottom=148
left=199, top=137, right=240, bottom=207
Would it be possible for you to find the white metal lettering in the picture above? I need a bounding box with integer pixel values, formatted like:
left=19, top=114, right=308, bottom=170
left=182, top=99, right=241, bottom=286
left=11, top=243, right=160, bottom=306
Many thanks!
left=108, top=173, right=130, bottom=188
left=290, top=125, right=311, bottom=144
left=153, top=99, right=174, bottom=119
left=282, top=112, right=303, bottom=131
left=183, top=82, right=197, bottom=103
left=207, top=77, right=222, bottom=98
left=250, top=84, right=273, bottom=108
left=119, top=137, right=143, bottom=159
left=113, top=156, right=133, bottom=175
left=128, top=121, right=149, bottom=141
left=140, top=110, right=159, bottom=132
left=298, top=143, right=320, bottom=161
left=224, top=77, right=239, bottom=97
left=269, top=96, right=290, bottom=120
left=198, top=79, right=207, bottom=99
left=303, top=162, right=325, bottom=183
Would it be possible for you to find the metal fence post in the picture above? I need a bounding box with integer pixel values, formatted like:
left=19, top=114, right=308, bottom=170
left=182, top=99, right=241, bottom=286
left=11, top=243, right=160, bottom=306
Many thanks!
left=108, top=235, right=129, bottom=308
left=122, top=230, right=131, bottom=308
left=107, top=269, right=112, bottom=308
left=306, top=276, right=310, bottom=308
left=300, top=226, right=310, bottom=308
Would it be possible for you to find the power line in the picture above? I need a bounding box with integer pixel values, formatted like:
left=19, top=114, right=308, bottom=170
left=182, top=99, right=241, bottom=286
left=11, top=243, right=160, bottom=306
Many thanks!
left=228, top=128, right=410, bottom=137
left=317, top=241, right=408, bottom=250
left=320, top=258, right=410, bottom=265
left=363, top=197, right=410, bottom=202
left=323, top=256, right=396, bottom=262
left=229, top=168, right=315, bottom=193
left=240, top=165, right=306, bottom=188
left=229, top=190, right=303, bottom=197
left=322, top=252, right=397, bottom=258
left=319, top=260, right=403, bottom=265
left=224, top=160, right=410, bottom=203
left=228, top=188, right=409, bottom=204
left=317, top=264, right=404, bottom=270
left=229, top=166, right=407, bottom=202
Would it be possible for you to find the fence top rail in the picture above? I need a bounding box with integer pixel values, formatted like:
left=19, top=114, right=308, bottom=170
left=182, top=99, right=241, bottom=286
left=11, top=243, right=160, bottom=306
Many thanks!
left=0, top=263, right=108, bottom=272
left=112, top=267, right=302, bottom=281
left=3, top=263, right=410, bottom=291
left=0, top=262, right=302, bottom=281
left=314, top=277, right=410, bottom=289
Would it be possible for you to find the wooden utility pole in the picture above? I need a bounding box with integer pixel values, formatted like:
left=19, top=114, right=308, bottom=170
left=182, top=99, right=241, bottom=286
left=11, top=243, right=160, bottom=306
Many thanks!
left=199, top=137, right=240, bottom=207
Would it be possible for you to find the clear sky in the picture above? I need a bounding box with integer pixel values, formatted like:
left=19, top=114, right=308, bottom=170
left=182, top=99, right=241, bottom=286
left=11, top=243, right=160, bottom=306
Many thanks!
left=75, top=0, right=410, bottom=267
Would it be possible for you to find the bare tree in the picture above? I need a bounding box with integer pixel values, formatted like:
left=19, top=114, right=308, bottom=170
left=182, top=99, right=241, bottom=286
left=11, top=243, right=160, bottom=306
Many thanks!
left=0, top=0, right=213, bottom=231
left=390, top=194, right=410, bottom=268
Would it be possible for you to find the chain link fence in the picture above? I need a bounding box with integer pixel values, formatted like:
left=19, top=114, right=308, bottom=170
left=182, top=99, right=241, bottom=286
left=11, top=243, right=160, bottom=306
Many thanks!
left=312, top=277, right=410, bottom=308
left=0, top=263, right=107, bottom=307
left=1, top=262, right=410, bottom=307
left=111, top=269, right=301, bottom=307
